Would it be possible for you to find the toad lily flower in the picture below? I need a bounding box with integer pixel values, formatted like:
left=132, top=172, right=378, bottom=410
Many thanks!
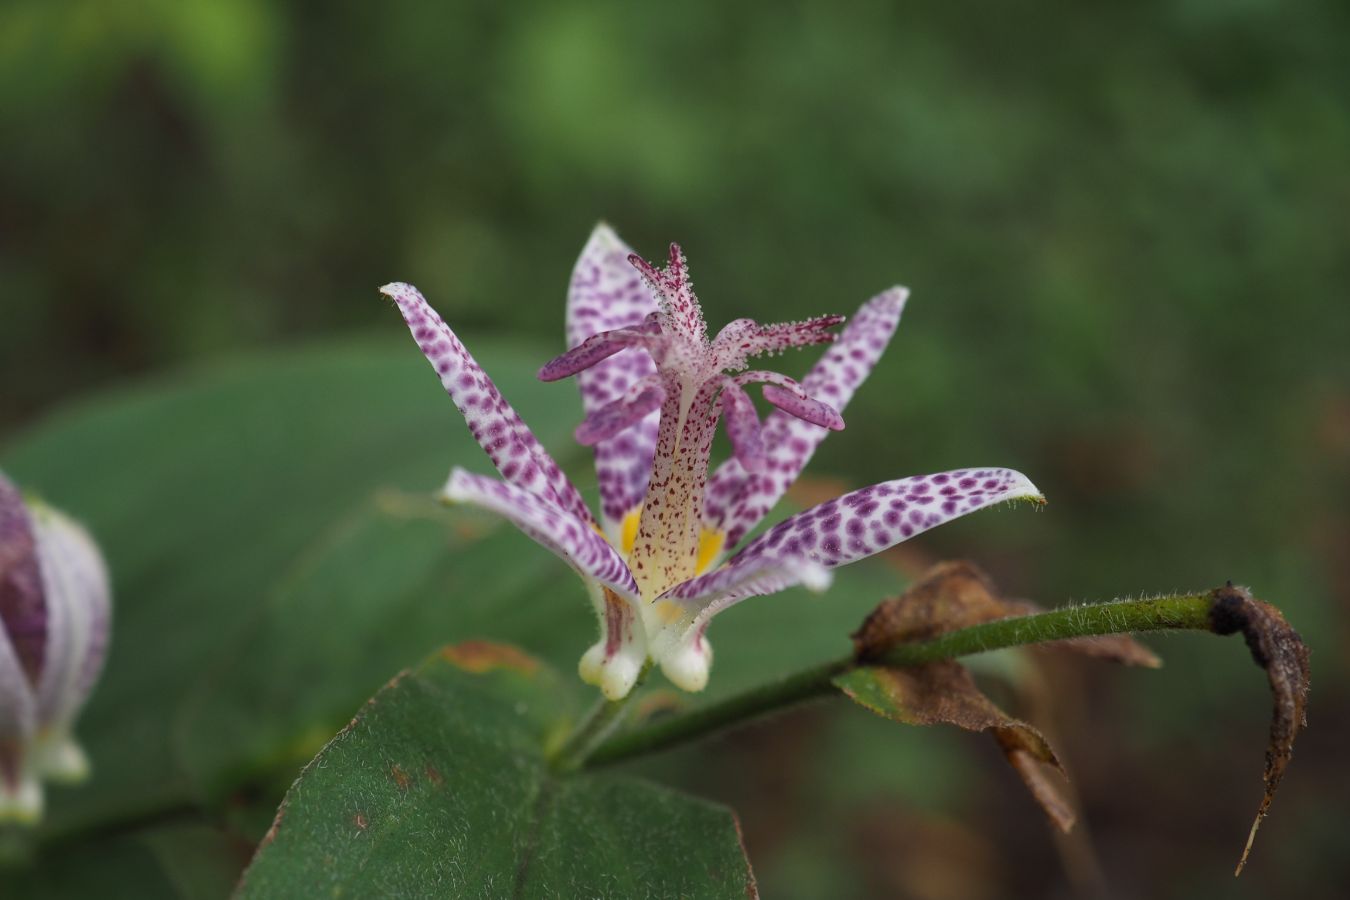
left=0, top=471, right=111, bottom=823
left=383, top=225, right=1042, bottom=700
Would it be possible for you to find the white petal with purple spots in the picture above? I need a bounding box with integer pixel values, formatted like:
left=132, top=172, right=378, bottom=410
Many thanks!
left=669, top=468, right=1041, bottom=615
left=574, top=374, right=665, bottom=447
left=443, top=469, right=639, bottom=599
left=383, top=282, right=594, bottom=526
left=565, top=225, right=662, bottom=530
left=704, top=287, right=908, bottom=549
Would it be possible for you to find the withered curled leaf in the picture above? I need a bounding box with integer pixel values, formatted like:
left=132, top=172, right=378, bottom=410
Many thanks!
left=841, top=563, right=1309, bottom=874
left=1207, top=584, right=1311, bottom=876
left=851, top=561, right=1006, bottom=656
left=834, top=661, right=1075, bottom=831
left=840, top=562, right=1108, bottom=832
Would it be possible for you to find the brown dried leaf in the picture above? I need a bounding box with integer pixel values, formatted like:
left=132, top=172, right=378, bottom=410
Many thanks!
left=838, top=561, right=1173, bottom=835
left=1206, top=583, right=1312, bottom=875
left=834, top=661, right=1075, bottom=832
left=851, top=561, right=1005, bottom=655
left=852, top=560, right=1159, bottom=667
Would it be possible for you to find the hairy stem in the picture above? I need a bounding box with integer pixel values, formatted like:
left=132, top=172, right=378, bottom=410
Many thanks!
left=584, top=592, right=1212, bottom=769
left=550, top=663, right=651, bottom=772
left=875, top=591, right=1211, bottom=666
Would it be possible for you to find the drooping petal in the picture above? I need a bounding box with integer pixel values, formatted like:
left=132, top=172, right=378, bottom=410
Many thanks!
left=704, top=287, right=908, bottom=550
left=537, top=327, right=655, bottom=383
left=719, top=381, right=766, bottom=473
left=383, top=282, right=593, bottom=526
left=711, top=314, right=845, bottom=372
left=574, top=375, right=665, bottom=446
left=445, top=466, right=648, bottom=700
left=29, top=502, right=111, bottom=746
left=628, top=243, right=707, bottom=344
left=735, top=371, right=844, bottom=431
left=442, top=469, right=638, bottom=599
left=762, top=385, right=844, bottom=431
left=668, top=468, right=1042, bottom=618
left=565, top=225, right=662, bottom=534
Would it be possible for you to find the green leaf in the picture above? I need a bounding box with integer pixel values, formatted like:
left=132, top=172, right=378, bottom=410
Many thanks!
left=237, top=643, right=757, bottom=899
left=3, top=823, right=245, bottom=900
left=174, top=497, right=592, bottom=801
left=0, top=336, right=580, bottom=837
left=0, top=334, right=906, bottom=868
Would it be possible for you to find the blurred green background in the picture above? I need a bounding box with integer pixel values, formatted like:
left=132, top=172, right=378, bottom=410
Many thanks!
left=2, top=0, right=1347, bottom=897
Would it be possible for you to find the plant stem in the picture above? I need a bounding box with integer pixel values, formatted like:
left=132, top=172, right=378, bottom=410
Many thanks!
left=550, top=663, right=651, bottom=772
left=875, top=591, right=1212, bottom=667
left=584, top=592, right=1212, bottom=769
left=585, top=658, right=850, bottom=769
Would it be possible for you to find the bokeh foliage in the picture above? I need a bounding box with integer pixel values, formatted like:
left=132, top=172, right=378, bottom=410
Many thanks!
left=2, top=0, right=1347, bottom=897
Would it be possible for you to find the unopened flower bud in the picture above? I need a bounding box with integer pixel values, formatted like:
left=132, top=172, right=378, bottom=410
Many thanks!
left=0, top=470, right=111, bottom=824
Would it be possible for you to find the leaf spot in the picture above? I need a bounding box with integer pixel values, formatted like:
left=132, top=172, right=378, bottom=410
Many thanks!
left=440, top=640, right=540, bottom=675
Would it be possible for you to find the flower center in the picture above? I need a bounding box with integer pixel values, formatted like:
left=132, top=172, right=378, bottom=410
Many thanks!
left=539, top=242, right=846, bottom=603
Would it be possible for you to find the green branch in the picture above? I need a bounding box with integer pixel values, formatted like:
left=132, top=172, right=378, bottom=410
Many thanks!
left=549, top=663, right=651, bottom=772
left=584, top=592, right=1212, bottom=769
left=875, top=591, right=1211, bottom=666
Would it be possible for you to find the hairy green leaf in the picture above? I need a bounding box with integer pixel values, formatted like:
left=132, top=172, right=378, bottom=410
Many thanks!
left=237, top=643, right=757, bottom=899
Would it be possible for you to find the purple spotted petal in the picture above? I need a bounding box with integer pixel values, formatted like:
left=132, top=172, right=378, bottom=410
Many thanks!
left=537, top=327, right=655, bottom=383
left=719, top=381, right=766, bottom=474
left=0, top=485, right=37, bottom=770
left=669, top=468, right=1041, bottom=614
left=29, top=504, right=111, bottom=731
left=382, top=282, right=593, bottom=526
left=704, top=287, right=908, bottom=549
left=0, top=473, right=46, bottom=688
left=736, top=372, right=844, bottom=431
left=0, top=624, right=36, bottom=804
left=660, top=555, right=830, bottom=624
left=574, top=375, right=665, bottom=447
left=646, top=554, right=830, bottom=670
left=566, top=226, right=662, bottom=530
left=761, top=384, right=844, bottom=431
left=443, top=468, right=639, bottom=599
